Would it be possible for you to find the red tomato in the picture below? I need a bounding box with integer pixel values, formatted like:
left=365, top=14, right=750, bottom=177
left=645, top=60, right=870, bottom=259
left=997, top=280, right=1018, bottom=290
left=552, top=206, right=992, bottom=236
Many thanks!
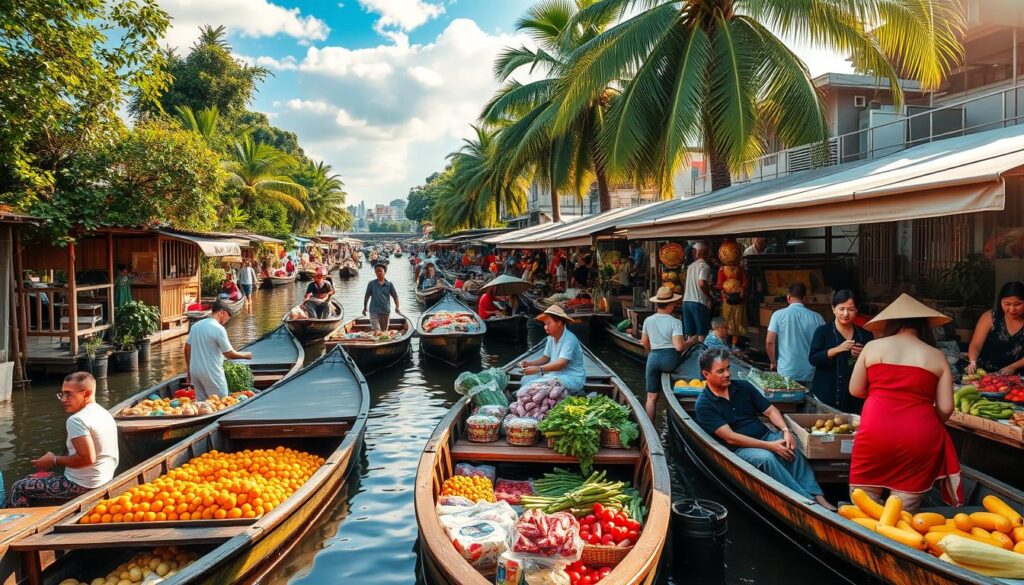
left=593, top=503, right=604, bottom=515
left=568, top=571, right=580, bottom=582
left=584, top=514, right=597, bottom=524
left=626, top=519, right=641, bottom=530
left=627, top=529, right=640, bottom=541
left=601, top=534, right=614, bottom=545
left=580, top=577, right=591, bottom=585
left=601, top=520, right=614, bottom=533
left=600, top=509, right=614, bottom=522
left=589, top=534, right=601, bottom=545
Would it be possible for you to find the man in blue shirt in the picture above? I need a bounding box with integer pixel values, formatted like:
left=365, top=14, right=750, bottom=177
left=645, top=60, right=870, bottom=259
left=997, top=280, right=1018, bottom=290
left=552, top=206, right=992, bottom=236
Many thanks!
left=518, top=306, right=587, bottom=394
left=766, top=283, right=825, bottom=385
left=362, top=263, right=402, bottom=332
left=694, top=348, right=833, bottom=509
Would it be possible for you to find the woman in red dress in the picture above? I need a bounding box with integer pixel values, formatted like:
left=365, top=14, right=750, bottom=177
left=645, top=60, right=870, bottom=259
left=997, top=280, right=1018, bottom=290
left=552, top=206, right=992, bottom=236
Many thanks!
left=848, top=294, right=962, bottom=511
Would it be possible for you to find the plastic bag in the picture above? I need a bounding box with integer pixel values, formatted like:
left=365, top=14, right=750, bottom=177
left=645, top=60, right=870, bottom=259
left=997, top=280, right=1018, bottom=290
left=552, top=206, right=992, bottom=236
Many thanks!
left=435, top=495, right=476, bottom=516
left=455, top=463, right=496, bottom=484
left=507, top=509, right=583, bottom=562
left=494, top=478, right=535, bottom=505
left=455, top=372, right=483, bottom=395
left=441, top=515, right=508, bottom=571
left=469, top=380, right=509, bottom=409
left=439, top=500, right=517, bottom=529
left=477, top=367, right=510, bottom=392
left=475, top=404, right=508, bottom=419
left=496, top=553, right=571, bottom=585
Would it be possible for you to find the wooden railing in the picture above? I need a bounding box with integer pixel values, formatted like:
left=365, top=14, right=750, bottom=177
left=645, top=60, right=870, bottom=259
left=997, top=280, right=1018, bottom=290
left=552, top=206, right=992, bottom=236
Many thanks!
left=18, top=283, right=114, bottom=355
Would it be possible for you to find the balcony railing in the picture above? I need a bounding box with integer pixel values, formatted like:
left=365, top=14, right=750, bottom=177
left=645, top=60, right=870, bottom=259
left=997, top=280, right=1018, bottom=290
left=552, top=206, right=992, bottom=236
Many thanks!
left=689, top=84, right=1024, bottom=196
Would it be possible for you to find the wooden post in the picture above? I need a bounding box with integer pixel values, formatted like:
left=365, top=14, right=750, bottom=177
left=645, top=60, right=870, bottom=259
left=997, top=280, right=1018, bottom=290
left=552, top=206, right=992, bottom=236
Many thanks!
left=156, top=236, right=164, bottom=330
left=68, top=242, right=79, bottom=357
left=107, top=230, right=115, bottom=327
left=824, top=226, right=833, bottom=262
left=14, top=228, right=28, bottom=370
left=8, top=226, right=26, bottom=387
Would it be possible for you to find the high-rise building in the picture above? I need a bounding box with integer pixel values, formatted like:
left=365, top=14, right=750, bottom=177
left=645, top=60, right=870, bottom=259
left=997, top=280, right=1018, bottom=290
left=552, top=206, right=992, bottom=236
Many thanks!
left=390, top=198, right=408, bottom=221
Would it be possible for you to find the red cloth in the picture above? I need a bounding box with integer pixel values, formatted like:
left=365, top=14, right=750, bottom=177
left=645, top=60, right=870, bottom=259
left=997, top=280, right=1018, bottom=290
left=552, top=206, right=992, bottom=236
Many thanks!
left=286, top=260, right=295, bottom=273
left=478, top=292, right=499, bottom=319
left=850, top=364, right=963, bottom=505
left=454, top=279, right=464, bottom=289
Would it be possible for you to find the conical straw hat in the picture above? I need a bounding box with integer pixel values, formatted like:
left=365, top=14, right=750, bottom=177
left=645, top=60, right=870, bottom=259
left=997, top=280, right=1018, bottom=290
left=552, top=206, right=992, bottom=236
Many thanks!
left=864, top=293, right=952, bottom=333
left=537, top=304, right=578, bottom=324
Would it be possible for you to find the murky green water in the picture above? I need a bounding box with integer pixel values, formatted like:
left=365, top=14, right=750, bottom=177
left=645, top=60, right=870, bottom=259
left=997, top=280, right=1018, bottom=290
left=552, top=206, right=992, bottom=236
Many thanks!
left=8, top=260, right=840, bottom=584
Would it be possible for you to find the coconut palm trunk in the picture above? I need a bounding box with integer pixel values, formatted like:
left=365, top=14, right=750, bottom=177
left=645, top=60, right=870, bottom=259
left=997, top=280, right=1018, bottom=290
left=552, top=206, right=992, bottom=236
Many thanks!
left=595, top=159, right=612, bottom=211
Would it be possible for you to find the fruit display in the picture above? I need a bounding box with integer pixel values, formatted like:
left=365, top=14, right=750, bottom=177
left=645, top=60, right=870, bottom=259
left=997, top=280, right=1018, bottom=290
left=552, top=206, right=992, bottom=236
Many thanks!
left=563, top=298, right=594, bottom=312
left=954, top=385, right=1015, bottom=419
left=673, top=379, right=705, bottom=390
left=440, top=475, right=496, bottom=503
left=808, top=415, right=858, bottom=435
left=717, top=239, right=742, bottom=266
left=329, top=329, right=399, bottom=342
left=964, top=374, right=1024, bottom=394
left=578, top=502, right=642, bottom=548
left=658, top=243, right=684, bottom=268
left=746, top=370, right=805, bottom=392
left=840, top=489, right=1024, bottom=574
left=58, top=546, right=199, bottom=585
left=78, top=447, right=323, bottom=524
left=423, top=312, right=480, bottom=333
left=117, top=390, right=256, bottom=418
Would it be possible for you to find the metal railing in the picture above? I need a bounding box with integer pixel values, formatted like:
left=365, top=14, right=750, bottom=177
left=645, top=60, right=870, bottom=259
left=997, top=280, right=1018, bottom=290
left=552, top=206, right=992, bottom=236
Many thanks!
left=688, top=84, right=1024, bottom=196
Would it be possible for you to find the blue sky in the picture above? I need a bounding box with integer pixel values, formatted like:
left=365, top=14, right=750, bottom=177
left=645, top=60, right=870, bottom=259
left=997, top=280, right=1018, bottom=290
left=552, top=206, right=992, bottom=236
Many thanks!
left=157, top=0, right=849, bottom=207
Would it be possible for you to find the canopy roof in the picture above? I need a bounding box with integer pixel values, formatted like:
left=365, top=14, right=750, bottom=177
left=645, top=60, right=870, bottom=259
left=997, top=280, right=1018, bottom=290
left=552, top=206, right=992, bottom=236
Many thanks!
left=620, top=124, right=1024, bottom=239
left=156, top=229, right=241, bottom=257
left=483, top=219, right=572, bottom=245
left=496, top=203, right=661, bottom=249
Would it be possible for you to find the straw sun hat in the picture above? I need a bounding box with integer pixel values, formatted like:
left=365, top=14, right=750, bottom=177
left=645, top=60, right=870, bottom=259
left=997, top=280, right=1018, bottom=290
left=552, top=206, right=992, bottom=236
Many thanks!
left=864, top=293, right=952, bottom=333
left=537, top=305, right=578, bottom=324
left=649, top=286, right=682, bottom=304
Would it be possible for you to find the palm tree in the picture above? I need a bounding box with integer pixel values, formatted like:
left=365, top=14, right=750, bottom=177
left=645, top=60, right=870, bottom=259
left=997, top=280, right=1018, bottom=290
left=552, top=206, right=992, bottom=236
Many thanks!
left=447, top=125, right=529, bottom=223
left=482, top=0, right=618, bottom=214
left=174, top=105, right=220, bottom=140
left=558, top=0, right=964, bottom=193
left=430, top=170, right=491, bottom=234
left=196, top=25, right=231, bottom=50
left=221, top=204, right=249, bottom=230
left=293, top=161, right=351, bottom=232
left=223, top=136, right=307, bottom=211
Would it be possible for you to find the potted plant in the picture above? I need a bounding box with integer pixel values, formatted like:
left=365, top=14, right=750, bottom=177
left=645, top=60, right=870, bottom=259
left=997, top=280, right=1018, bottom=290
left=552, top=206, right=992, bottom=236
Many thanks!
left=940, top=255, right=995, bottom=329
left=114, top=300, right=160, bottom=362
left=112, top=333, right=138, bottom=372
left=76, top=336, right=109, bottom=379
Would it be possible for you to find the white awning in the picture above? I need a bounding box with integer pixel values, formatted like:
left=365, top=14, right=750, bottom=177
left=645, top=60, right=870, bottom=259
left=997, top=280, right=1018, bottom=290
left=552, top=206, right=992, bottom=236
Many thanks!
left=497, top=204, right=660, bottom=249
left=620, top=125, right=1024, bottom=239
left=484, top=220, right=570, bottom=245
left=158, top=231, right=242, bottom=257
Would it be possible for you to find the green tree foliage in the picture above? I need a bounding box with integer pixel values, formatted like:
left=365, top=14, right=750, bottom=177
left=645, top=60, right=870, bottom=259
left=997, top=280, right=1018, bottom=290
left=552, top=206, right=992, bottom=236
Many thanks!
left=223, top=136, right=307, bottom=211
left=131, top=25, right=269, bottom=118
left=369, top=220, right=413, bottom=233
left=291, top=161, right=351, bottom=233
left=231, top=111, right=306, bottom=160
left=245, top=201, right=292, bottom=240
left=0, top=0, right=171, bottom=200
left=406, top=172, right=444, bottom=222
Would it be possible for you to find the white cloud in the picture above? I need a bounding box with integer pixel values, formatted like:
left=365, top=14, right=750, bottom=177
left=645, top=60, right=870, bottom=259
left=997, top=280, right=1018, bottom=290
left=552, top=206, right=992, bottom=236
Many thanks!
left=160, top=0, right=329, bottom=49
left=357, top=0, right=445, bottom=33
left=253, top=55, right=299, bottom=70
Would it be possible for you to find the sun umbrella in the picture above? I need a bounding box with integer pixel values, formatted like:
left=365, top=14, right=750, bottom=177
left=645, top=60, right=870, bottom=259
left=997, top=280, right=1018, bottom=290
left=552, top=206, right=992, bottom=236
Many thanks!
left=480, top=274, right=530, bottom=296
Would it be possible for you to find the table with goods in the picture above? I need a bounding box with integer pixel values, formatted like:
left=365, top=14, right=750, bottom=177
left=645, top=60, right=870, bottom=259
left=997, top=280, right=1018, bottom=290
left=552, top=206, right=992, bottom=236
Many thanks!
left=947, top=372, right=1024, bottom=448
left=433, top=369, right=653, bottom=584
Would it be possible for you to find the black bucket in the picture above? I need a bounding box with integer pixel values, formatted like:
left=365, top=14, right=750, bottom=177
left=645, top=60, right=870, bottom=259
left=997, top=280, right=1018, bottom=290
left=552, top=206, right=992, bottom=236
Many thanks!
left=112, top=349, right=139, bottom=372
left=137, top=339, right=152, bottom=363
left=672, top=499, right=728, bottom=580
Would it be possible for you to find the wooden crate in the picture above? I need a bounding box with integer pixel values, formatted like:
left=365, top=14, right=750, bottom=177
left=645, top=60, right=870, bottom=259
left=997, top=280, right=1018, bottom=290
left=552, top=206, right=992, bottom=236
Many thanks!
left=948, top=410, right=1024, bottom=444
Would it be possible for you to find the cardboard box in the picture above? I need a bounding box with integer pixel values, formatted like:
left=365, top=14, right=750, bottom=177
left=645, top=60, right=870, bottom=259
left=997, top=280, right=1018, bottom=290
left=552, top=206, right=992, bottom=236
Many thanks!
left=784, top=413, right=860, bottom=460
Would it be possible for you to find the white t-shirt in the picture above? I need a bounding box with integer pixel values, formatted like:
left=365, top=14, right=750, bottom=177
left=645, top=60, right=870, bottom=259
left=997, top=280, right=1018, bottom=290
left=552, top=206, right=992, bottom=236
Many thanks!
left=642, top=313, right=683, bottom=350
left=683, top=259, right=712, bottom=306
left=238, top=266, right=257, bottom=285
left=64, top=402, right=119, bottom=488
left=187, top=318, right=233, bottom=399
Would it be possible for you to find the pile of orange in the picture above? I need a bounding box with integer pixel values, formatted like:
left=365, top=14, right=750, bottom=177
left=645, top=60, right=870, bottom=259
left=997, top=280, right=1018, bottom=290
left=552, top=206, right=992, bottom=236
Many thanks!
left=440, top=475, right=495, bottom=503
left=79, top=447, right=324, bottom=525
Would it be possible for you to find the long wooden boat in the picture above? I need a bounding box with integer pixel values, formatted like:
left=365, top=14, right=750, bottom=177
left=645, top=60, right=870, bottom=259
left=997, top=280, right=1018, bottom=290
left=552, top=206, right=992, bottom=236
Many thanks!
left=660, top=346, right=1024, bottom=585
left=415, top=286, right=447, bottom=308
left=338, top=261, right=359, bottom=278
left=184, top=296, right=245, bottom=322
left=108, top=325, right=304, bottom=461
left=605, top=323, right=647, bottom=363
left=416, top=293, right=485, bottom=366
left=324, top=315, right=413, bottom=375
left=415, top=342, right=670, bottom=585
left=483, top=313, right=527, bottom=339
left=282, top=298, right=344, bottom=345
left=261, top=271, right=296, bottom=288
left=12, top=346, right=369, bottom=585
left=453, top=288, right=479, bottom=307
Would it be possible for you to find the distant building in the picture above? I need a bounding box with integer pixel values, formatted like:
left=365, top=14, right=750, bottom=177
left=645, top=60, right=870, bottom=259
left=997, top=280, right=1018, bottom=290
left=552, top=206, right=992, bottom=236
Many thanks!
left=390, top=198, right=408, bottom=220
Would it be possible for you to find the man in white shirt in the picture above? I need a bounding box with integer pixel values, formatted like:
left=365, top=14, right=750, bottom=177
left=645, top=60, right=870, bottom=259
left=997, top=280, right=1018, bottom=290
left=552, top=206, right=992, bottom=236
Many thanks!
left=743, top=237, right=768, bottom=257
left=8, top=372, right=118, bottom=506
left=237, top=259, right=258, bottom=311
left=185, top=300, right=253, bottom=399
left=682, top=242, right=713, bottom=341
left=766, top=283, right=825, bottom=385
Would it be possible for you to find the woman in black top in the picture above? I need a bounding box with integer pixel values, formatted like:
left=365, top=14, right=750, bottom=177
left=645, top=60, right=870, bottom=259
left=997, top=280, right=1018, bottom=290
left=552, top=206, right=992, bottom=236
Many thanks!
left=808, top=290, right=872, bottom=414
left=968, top=281, right=1024, bottom=374
left=571, top=259, right=590, bottom=288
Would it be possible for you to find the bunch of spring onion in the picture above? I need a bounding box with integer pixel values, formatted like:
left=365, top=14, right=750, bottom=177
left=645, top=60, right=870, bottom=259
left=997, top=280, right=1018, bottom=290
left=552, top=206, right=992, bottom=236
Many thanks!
left=523, top=469, right=635, bottom=518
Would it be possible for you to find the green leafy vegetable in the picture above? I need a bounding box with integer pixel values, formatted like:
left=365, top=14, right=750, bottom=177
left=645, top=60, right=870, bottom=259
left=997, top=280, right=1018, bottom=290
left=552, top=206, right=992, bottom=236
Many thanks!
left=224, top=361, right=254, bottom=392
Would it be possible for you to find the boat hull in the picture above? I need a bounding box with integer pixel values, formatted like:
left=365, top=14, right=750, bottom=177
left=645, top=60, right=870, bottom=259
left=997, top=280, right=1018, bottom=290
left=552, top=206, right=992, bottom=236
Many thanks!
left=324, top=317, right=413, bottom=375
left=483, top=314, right=526, bottom=339
left=262, top=274, right=296, bottom=288
left=415, top=288, right=445, bottom=308
left=283, top=299, right=345, bottom=344
left=338, top=265, right=358, bottom=278
left=605, top=325, right=647, bottom=362
left=419, top=332, right=483, bottom=366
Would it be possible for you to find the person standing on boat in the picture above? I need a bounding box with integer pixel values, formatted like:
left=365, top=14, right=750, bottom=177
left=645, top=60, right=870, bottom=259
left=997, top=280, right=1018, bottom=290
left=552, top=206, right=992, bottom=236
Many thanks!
left=303, top=267, right=335, bottom=319
left=694, top=348, right=834, bottom=510
left=238, top=260, right=257, bottom=311
left=966, top=281, right=1024, bottom=375
left=363, top=262, right=401, bottom=333
left=8, top=372, right=118, bottom=507
left=848, top=294, right=962, bottom=511
left=682, top=242, right=712, bottom=342
left=808, top=290, right=872, bottom=414
left=518, top=306, right=587, bottom=395
left=184, top=300, right=252, bottom=400
left=766, top=283, right=824, bottom=386
left=642, top=287, right=699, bottom=420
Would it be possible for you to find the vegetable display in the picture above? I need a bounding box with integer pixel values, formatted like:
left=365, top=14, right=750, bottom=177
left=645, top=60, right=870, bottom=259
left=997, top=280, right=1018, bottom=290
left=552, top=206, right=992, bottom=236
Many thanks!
left=579, top=503, right=642, bottom=548
left=564, top=560, right=612, bottom=585
left=509, top=379, right=567, bottom=420
left=223, top=361, right=255, bottom=392
left=509, top=509, right=583, bottom=559
left=58, top=546, right=199, bottom=585
left=538, top=396, right=640, bottom=473
left=954, top=384, right=1015, bottom=419
left=747, top=370, right=804, bottom=391
left=118, top=390, right=255, bottom=417
left=808, top=415, right=858, bottom=435
left=423, top=311, right=480, bottom=333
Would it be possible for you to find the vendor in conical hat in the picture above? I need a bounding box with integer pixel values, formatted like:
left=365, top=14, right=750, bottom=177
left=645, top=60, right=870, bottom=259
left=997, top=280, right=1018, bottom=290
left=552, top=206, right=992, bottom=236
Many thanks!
left=848, top=293, right=962, bottom=510
left=517, top=306, right=587, bottom=394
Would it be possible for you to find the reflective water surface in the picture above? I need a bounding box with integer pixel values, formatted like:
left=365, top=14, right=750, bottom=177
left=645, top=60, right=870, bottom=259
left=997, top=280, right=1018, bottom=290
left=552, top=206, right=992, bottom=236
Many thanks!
left=11, top=260, right=839, bottom=584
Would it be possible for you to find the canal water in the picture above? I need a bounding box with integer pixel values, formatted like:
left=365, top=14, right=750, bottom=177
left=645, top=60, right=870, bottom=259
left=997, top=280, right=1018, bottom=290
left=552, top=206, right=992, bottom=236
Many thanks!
left=6, top=261, right=840, bottom=584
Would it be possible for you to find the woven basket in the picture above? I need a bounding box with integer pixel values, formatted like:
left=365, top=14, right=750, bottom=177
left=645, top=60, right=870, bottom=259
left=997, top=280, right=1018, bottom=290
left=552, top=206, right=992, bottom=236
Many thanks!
left=601, top=428, right=623, bottom=449
left=546, top=435, right=557, bottom=449
left=467, top=422, right=499, bottom=443
left=582, top=543, right=632, bottom=567
left=506, top=425, right=538, bottom=446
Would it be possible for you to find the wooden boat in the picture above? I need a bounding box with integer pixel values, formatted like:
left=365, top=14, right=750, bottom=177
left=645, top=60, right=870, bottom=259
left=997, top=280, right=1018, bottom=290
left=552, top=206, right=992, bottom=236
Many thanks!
left=262, top=271, right=296, bottom=288
left=660, top=347, right=1024, bottom=585
left=184, top=296, right=245, bottom=322
left=483, top=313, right=527, bottom=339
left=416, top=293, right=485, bottom=366
left=324, top=315, right=413, bottom=375
left=282, top=298, right=345, bottom=344
left=13, top=346, right=369, bottom=585
left=0, top=507, right=62, bottom=584
left=531, top=296, right=609, bottom=340
left=453, top=288, right=479, bottom=307
left=415, top=286, right=447, bottom=308
left=415, top=342, right=671, bottom=585
left=338, top=262, right=359, bottom=278
left=605, top=323, right=647, bottom=363
left=108, top=325, right=304, bottom=461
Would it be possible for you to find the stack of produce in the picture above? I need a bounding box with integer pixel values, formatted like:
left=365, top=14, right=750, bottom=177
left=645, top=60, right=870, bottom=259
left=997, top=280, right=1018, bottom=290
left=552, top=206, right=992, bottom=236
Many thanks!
left=508, top=379, right=567, bottom=420
left=454, top=369, right=510, bottom=409
left=523, top=470, right=637, bottom=519
left=58, top=546, right=199, bottom=585
left=118, top=390, right=256, bottom=417
left=331, top=330, right=399, bottom=342
left=954, top=385, right=1015, bottom=419
left=564, top=560, right=613, bottom=585
left=807, top=415, right=858, bottom=435
left=538, top=397, right=640, bottom=473
left=563, top=298, right=593, bottom=313
left=578, top=503, right=642, bottom=548
left=423, top=312, right=479, bottom=333
left=839, top=489, right=1024, bottom=572
left=746, top=370, right=805, bottom=392
left=509, top=510, right=583, bottom=560
left=440, top=474, right=496, bottom=503
left=79, top=447, right=323, bottom=524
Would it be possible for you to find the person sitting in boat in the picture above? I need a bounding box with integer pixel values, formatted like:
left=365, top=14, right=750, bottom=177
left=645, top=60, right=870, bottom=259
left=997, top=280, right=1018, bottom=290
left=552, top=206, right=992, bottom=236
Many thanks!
left=849, top=294, right=962, bottom=511
left=219, top=273, right=242, bottom=302
left=694, top=348, right=835, bottom=510
left=185, top=300, right=253, bottom=400
left=303, top=267, right=335, bottom=319
left=518, top=306, right=587, bottom=395
left=8, top=372, right=118, bottom=507
left=417, top=263, right=448, bottom=292
left=478, top=290, right=506, bottom=319
left=285, top=257, right=296, bottom=274
left=966, top=281, right=1024, bottom=375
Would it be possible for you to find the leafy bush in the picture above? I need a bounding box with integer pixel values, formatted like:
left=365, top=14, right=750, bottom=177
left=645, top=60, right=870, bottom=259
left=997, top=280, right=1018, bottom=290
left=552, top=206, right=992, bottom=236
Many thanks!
left=114, top=300, right=160, bottom=346
left=201, top=258, right=226, bottom=296
left=224, top=361, right=254, bottom=392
